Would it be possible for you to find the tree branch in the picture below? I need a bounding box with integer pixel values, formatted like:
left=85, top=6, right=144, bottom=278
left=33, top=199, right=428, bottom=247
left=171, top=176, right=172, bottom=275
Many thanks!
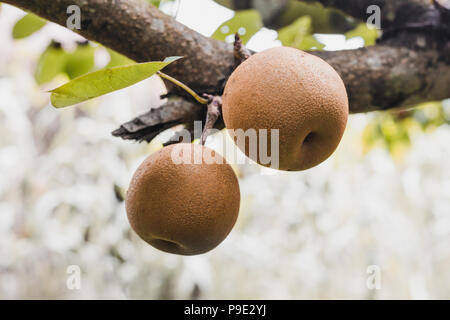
left=3, top=0, right=450, bottom=143
left=315, top=45, right=450, bottom=113
left=111, top=98, right=204, bottom=142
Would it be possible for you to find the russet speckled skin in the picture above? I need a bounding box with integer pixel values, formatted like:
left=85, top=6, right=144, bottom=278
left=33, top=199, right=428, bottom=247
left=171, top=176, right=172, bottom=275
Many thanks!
left=222, top=47, right=349, bottom=171
left=126, top=144, right=240, bottom=255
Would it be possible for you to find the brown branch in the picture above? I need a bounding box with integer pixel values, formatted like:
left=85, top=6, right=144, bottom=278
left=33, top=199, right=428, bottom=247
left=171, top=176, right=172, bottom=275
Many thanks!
left=111, top=98, right=203, bottom=142
left=315, top=44, right=450, bottom=113
left=3, top=0, right=450, bottom=143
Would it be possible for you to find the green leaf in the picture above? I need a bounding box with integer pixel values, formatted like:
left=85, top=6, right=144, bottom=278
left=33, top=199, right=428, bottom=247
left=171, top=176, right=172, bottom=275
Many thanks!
left=278, top=16, right=324, bottom=50
left=106, top=48, right=135, bottom=68
left=34, top=42, right=68, bottom=85
left=50, top=57, right=182, bottom=108
left=64, top=44, right=96, bottom=79
left=12, top=13, right=47, bottom=39
left=345, top=23, right=379, bottom=46
left=212, top=10, right=263, bottom=44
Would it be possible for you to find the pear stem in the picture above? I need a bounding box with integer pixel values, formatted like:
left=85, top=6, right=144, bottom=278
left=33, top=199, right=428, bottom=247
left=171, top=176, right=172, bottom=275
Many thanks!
left=157, top=71, right=209, bottom=105
left=200, top=94, right=222, bottom=145
left=233, top=33, right=251, bottom=67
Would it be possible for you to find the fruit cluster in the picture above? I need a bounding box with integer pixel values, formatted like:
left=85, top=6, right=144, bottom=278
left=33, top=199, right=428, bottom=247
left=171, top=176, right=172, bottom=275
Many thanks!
left=126, top=47, right=349, bottom=255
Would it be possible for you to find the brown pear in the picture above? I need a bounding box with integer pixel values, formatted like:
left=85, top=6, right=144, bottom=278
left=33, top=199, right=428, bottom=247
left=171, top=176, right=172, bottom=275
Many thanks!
left=222, top=46, right=349, bottom=171
left=126, top=143, right=240, bottom=255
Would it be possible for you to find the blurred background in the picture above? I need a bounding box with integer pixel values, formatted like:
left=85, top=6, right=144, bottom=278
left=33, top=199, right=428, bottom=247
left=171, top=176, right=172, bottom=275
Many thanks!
left=0, top=0, right=449, bottom=299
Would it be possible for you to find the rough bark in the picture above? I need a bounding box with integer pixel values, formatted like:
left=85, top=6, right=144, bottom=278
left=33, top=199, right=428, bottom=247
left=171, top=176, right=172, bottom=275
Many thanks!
left=111, top=98, right=204, bottom=142
left=315, top=45, right=450, bottom=113
left=3, top=0, right=450, bottom=142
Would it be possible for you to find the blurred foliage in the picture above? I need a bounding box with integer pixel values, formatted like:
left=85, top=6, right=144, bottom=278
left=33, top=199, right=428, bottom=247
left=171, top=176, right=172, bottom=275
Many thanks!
left=35, top=42, right=96, bottom=85
left=215, top=0, right=356, bottom=34
left=362, top=102, right=447, bottom=159
left=12, top=13, right=46, bottom=39
left=34, top=42, right=68, bottom=85
left=64, top=43, right=96, bottom=79
left=276, top=0, right=355, bottom=34
left=212, top=10, right=263, bottom=44
left=345, top=23, right=379, bottom=46
left=278, top=16, right=324, bottom=50
left=34, top=42, right=137, bottom=85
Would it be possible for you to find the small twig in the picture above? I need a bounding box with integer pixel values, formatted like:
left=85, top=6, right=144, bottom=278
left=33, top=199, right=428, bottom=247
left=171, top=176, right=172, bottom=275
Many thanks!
left=112, top=121, right=176, bottom=142
left=233, top=33, right=251, bottom=68
left=157, top=71, right=209, bottom=105
left=111, top=98, right=203, bottom=142
left=200, top=94, right=222, bottom=145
